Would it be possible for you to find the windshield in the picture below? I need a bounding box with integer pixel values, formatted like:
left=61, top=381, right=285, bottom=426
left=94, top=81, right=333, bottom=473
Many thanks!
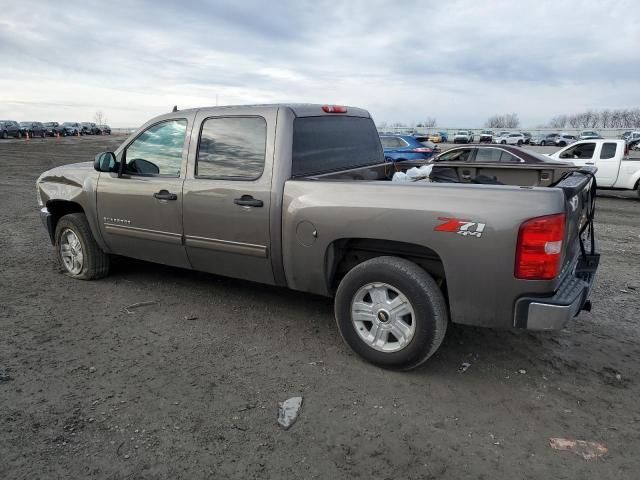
left=20, top=122, right=30, bottom=126
left=292, top=116, right=383, bottom=177
left=456, top=131, right=467, bottom=135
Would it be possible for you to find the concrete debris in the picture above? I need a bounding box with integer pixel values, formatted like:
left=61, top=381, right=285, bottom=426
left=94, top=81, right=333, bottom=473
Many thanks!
left=124, top=301, right=157, bottom=314
left=277, top=396, right=303, bottom=430
left=549, top=437, right=608, bottom=460
left=458, top=362, right=471, bottom=373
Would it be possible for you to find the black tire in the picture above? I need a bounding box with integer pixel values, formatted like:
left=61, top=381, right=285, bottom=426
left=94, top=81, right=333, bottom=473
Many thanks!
left=1, top=130, right=7, bottom=139
left=41, top=131, right=45, bottom=138
left=558, top=141, right=566, bottom=147
left=334, top=256, right=448, bottom=370
left=17, top=131, right=22, bottom=139
left=54, top=213, right=110, bottom=280
left=517, top=140, right=523, bottom=146
left=541, top=141, right=546, bottom=146
left=501, top=140, right=506, bottom=144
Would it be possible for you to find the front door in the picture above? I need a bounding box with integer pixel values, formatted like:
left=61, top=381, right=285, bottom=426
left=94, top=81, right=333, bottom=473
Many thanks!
left=96, top=118, right=191, bottom=268
left=182, top=110, right=276, bottom=285
left=592, top=142, right=621, bottom=187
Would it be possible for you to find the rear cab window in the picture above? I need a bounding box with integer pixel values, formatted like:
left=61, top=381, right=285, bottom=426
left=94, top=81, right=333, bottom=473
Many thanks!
left=292, top=116, right=383, bottom=177
left=600, top=143, right=617, bottom=160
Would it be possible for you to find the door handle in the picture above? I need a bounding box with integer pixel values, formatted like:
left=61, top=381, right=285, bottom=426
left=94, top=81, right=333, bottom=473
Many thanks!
left=585, top=162, right=595, bottom=165
left=234, top=195, right=263, bottom=207
left=153, top=189, right=178, bottom=201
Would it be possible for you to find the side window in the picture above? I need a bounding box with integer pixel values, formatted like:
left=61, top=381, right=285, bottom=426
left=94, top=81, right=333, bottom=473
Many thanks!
left=600, top=143, right=617, bottom=160
left=197, top=116, right=266, bottom=179
left=124, top=119, right=187, bottom=176
left=437, top=149, right=471, bottom=162
left=474, top=148, right=503, bottom=163
left=560, top=142, right=596, bottom=160
left=381, top=137, right=396, bottom=148
left=499, top=151, right=521, bottom=163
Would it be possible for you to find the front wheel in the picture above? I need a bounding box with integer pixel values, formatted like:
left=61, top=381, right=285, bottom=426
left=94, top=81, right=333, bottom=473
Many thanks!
left=1, top=131, right=7, bottom=139
left=501, top=140, right=506, bottom=144
left=334, top=256, right=448, bottom=370
left=541, top=141, right=546, bottom=146
left=54, top=213, right=110, bottom=280
left=517, top=140, right=523, bottom=146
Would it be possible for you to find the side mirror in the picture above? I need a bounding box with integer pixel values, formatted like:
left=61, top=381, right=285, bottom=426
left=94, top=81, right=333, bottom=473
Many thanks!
left=94, top=152, right=118, bottom=173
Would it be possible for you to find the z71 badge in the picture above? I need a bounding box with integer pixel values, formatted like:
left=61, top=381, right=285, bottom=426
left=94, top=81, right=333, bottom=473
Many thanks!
left=435, top=217, right=486, bottom=238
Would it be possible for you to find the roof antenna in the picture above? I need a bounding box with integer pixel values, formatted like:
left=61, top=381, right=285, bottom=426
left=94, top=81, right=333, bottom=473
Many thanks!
left=172, top=105, right=178, bottom=112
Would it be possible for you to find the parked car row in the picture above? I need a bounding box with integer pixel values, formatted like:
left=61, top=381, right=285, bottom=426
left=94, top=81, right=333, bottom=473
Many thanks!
left=0, top=120, right=111, bottom=139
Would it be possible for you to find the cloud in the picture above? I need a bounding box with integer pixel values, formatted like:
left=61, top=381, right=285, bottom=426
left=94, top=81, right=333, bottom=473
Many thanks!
left=0, top=0, right=638, bottom=127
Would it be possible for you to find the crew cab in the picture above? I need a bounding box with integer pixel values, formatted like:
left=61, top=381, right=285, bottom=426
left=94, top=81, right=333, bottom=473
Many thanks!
left=36, top=104, right=599, bottom=370
left=549, top=139, right=640, bottom=196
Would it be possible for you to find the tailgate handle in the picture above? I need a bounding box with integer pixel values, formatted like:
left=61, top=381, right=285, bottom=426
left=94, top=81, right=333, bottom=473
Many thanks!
left=234, top=195, right=263, bottom=207
left=153, top=189, right=178, bottom=201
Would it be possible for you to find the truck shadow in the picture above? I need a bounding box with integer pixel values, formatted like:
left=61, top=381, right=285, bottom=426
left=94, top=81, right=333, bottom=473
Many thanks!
left=108, top=256, right=583, bottom=377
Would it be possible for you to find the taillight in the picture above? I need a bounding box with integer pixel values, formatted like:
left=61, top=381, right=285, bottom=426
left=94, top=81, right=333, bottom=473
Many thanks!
left=515, top=213, right=565, bottom=280
left=321, top=105, right=347, bottom=113
left=412, top=147, right=433, bottom=153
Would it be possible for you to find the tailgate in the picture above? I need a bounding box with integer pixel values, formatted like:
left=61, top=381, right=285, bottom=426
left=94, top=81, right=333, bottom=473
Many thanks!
left=555, top=166, right=599, bottom=279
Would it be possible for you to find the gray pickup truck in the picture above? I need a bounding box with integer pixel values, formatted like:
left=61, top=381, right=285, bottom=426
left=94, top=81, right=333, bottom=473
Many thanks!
left=36, top=104, right=599, bottom=369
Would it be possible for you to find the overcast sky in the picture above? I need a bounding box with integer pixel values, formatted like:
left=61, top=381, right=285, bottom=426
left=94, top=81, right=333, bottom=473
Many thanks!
left=1, top=0, right=637, bottom=127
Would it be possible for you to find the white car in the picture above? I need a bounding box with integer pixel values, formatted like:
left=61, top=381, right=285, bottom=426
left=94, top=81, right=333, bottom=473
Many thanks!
left=554, top=134, right=577, bottom=147
left=494, top=133, right=525, bottom=145
left=453, top=130, right=472, bottom=144
left=549, top=139, right=640, bottom=196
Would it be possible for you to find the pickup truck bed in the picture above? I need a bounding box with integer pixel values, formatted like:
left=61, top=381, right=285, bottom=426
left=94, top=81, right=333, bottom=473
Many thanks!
left=36, top=103, right=599, bottom=370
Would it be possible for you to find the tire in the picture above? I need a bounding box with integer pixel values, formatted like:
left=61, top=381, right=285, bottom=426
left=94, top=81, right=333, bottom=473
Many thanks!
left=501, top=140, right=506, bottom=144
left=41, top=131, right=45, bottom=138
left=334, top=256, right=448, bottom=370
left=1, top=130, right=7, bottom=139
left=558, top=141, right=566, bottom=147
left=17, top=131, right=22, bottom=139
left=517, top=140, right=523, bottom=146
left=541, top=141, right=546, bottom=146
left=54, top=213, right=110, bottom=280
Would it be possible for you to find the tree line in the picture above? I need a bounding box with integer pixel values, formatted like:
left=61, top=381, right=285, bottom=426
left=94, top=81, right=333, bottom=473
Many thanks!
left=547, top=109, right=640, bottom=129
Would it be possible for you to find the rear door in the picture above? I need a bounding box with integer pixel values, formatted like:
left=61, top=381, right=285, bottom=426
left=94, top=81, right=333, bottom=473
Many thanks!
left=182, top=108, right=277, bottom=285
left=96, top=117, right=192, bottom=268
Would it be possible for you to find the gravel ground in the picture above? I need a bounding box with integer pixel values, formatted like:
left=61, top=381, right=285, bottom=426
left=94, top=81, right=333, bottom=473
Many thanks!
left=1, top=136, right=639, bottom=479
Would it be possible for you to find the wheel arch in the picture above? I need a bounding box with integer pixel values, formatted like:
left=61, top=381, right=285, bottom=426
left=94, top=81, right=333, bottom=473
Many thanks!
left=45, top=200, right=85, bottom=243
left=325, top=237, right=448, bottom=301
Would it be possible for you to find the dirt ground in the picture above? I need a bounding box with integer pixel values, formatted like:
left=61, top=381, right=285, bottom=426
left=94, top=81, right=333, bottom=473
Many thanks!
left=1, top=136, right=639, bottom=479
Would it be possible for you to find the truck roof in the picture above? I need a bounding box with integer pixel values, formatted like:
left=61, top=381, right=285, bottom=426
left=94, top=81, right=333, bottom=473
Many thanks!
left=154, top=103, right=371, bottom=119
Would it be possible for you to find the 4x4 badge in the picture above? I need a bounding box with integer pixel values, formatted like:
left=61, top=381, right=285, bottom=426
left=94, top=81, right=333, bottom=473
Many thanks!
left=435, top=217, right=486, bottom=238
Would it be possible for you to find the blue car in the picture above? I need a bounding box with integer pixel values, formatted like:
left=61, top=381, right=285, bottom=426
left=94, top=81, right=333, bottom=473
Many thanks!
left=380, top=135, right=437, bottom=162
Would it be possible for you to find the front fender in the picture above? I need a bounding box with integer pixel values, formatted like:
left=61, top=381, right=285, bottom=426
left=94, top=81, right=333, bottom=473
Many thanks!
left=37, top=164, right=108, bottom=251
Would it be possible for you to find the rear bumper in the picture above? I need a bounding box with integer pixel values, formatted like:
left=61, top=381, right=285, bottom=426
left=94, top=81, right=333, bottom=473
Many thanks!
left=514, top=253, right=600, bottom=330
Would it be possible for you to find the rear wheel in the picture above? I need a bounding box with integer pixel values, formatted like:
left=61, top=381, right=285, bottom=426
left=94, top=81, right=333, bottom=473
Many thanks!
left=541, top=140, right=546, bottom=146
left=501, top=140, right=506, bottom=144
left=558, top=141, right=566, bottom=147
left=17, top=131, right=22, bottom=139
left=334, top=256, right=448, bottom=370
left=1, top=131, right=7, bottom=139
left=55, top=213, right=110, bottom=280
left=517, top=140, right=523, bottom=146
